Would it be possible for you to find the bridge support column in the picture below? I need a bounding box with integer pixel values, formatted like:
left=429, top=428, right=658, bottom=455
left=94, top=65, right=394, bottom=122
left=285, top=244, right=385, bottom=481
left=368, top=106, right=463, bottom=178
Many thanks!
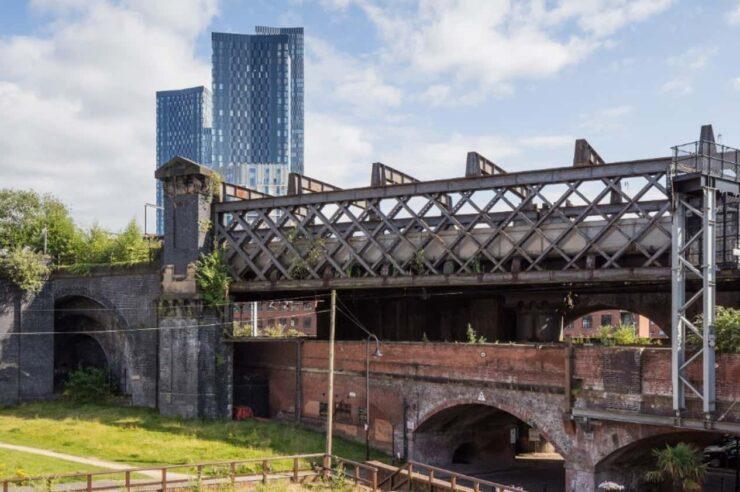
left=157, top=299, right=232, bottom=419
left=564, top=462, right=597, bottom=492
left=155, top=156, right=218, bottom=275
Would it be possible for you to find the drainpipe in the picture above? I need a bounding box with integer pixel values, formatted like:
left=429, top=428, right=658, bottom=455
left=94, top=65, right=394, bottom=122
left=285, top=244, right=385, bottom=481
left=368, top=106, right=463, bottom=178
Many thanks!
left=564, top=337, right=573, bottom=413
left=295, top=338, right=302, bottom=422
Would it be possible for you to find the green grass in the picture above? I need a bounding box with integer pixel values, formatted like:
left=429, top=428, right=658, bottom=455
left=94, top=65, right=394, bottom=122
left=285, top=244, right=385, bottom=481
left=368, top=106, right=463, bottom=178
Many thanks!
left=0, top=401, right=383, bottom=477
left=0, top=448, right=103, bottom=479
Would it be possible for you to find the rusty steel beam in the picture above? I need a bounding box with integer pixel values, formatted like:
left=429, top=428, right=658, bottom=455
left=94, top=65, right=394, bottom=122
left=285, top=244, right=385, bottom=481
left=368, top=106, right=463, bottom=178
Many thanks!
left=215, top=158, right=671, bottom=213
left=573, top=139, right=606, bottom=167
left=215, top=155, right=673, bottom=286
left=371, top=162, right=420, bottom=186
left=228, top=267, right=673, bottom=292
left=288, top=173, right=342, bottom=195
left=222, top=182, right=272, bottom=201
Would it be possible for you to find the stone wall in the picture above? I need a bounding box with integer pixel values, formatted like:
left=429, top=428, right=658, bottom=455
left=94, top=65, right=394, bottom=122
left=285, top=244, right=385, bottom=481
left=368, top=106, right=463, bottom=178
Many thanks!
left=158, top=302, right=232, bottom=419
left=0, top=279, right=54, bottom=405
left=0, top=265, right=161, bottom=407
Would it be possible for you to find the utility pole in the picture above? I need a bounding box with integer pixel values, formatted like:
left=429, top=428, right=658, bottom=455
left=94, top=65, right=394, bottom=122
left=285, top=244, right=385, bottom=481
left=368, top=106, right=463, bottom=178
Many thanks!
left=324, top=289, right=337, bottom=474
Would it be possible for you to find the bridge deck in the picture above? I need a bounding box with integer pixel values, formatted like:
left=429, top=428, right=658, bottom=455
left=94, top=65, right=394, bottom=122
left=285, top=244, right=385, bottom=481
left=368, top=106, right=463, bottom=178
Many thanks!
left=215, top=158, right=674, bottom=291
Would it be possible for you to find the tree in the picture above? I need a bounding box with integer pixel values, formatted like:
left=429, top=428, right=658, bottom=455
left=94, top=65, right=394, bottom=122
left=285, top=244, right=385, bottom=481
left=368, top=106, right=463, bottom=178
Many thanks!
left=110, top=220, right=150, bottom=264
left=0, top=190, right=82, bottom=264
left=645, top=443, right=706, bottom=491
left=0, top=247, right=50, bottom=293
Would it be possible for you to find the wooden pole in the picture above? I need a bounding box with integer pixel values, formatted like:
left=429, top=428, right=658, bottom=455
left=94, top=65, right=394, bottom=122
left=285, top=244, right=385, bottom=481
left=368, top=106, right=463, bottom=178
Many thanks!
left=325, top=290, right=337, bottom=474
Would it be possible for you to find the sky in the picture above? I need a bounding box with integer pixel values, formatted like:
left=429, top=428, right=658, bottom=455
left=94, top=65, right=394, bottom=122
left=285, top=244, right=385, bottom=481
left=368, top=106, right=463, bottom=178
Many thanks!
left=1, top=0, right=740, bottom=230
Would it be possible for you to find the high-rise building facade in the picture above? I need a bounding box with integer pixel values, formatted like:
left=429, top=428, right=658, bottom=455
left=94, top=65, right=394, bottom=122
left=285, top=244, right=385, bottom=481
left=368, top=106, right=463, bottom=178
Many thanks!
left=155, top=86, right=212, bottom=234
left=211, top=27, right=304, bottom=193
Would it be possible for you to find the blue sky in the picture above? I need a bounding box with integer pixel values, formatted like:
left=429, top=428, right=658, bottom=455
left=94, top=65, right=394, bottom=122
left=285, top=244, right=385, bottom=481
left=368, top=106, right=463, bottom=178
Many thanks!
left=1, top=0, right=740, bottom=229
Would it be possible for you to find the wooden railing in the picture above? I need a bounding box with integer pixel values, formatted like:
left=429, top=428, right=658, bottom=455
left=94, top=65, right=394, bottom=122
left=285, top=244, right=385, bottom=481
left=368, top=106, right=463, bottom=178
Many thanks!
left=0, top=453, right=376, bottom=492
left=375, top=460, right=525, bottom=492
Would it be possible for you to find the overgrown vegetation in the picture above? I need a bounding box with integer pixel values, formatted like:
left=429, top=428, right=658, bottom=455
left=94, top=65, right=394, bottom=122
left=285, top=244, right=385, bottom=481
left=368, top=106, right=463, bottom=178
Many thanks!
left=645, top=443, right=706, bottom=491
left=596, top=324, right=651, bottom=347
left=688, top=306, right=740, bottom=353
left=195, top=247, right=232, bottom=308
left=465, top=323, right=487, bottom=344
left=286, top=231, right=326, bottom=280
left=0, top=189, right=158, bottom=292
left=63, top=367, right=116, bottom=403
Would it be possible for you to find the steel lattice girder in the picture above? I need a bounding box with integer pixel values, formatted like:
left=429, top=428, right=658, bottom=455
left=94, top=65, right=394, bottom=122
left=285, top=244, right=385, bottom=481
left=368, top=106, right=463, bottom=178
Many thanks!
left=214, top=158, right=673, bottom=286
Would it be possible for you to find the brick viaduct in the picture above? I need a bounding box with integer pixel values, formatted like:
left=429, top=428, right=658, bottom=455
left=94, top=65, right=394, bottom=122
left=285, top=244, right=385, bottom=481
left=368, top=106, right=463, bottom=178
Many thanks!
left=1, top=134, right=739, bottom=491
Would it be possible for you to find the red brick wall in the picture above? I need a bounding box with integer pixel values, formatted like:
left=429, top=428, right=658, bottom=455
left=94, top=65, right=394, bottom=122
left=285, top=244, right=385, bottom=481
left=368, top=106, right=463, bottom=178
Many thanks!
left=235, top=341, right=740, bottom=450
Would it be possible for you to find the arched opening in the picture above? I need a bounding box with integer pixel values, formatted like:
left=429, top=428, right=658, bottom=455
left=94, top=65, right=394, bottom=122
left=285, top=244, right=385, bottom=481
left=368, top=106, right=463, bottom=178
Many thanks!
left=53, top=295, right=118, bottom=394
left=564, top=307, right=667, bottom=342
left=595, top=430, right=731, bottom=491
left=413, top=404, right=564, bottom=491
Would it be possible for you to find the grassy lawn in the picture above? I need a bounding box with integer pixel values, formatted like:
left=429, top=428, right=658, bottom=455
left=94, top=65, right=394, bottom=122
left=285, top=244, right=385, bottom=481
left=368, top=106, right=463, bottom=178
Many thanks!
left=0, top=401, right=382, bottom=478
left=0, top=448, right=103, bottom=479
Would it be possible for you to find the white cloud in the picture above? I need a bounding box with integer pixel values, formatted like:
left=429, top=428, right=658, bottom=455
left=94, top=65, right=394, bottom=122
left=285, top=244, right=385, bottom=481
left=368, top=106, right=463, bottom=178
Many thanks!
left=667, top=46, right=717, bottom=70
left=346, top=0, right=672, bottom=102
left=727, top=3, right=740, bottom=25
left=579, top=105, right=635, bottom=133
left=307, top=36, right=402, bottom=113
left=660, top=77, right=693, bottom=96
left=0, top=0, right=215, bottom=229
left=660, top=46, right=716, bottom=97
left=732, top=77, right=740, bottom=91
left=304, top=113, right=374, bottom=185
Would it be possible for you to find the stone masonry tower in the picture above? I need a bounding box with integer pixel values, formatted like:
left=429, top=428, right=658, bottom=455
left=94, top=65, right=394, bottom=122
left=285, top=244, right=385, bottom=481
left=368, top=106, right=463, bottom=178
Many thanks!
left=155, top=157, right=232, bottom=419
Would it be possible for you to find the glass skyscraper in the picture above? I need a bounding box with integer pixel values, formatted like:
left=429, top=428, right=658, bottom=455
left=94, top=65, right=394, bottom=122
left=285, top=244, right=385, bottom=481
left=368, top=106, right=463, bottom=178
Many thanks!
left=211, top=27, right=304, bottom=194
left=155, top=86, right=212, bottom=234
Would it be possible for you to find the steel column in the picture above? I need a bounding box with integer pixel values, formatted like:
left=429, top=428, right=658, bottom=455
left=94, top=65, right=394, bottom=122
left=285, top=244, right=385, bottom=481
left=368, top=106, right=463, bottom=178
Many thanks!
left=702, top=186, right=717, bottom=416
left=671, top=193, right=686, bottom=412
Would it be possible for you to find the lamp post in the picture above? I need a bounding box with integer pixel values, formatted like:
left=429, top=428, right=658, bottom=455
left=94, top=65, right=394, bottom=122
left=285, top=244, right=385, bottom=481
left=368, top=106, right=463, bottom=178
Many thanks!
left=365, top=334, right=382, bottom=461
left=144, top=203, right=163, bottom=237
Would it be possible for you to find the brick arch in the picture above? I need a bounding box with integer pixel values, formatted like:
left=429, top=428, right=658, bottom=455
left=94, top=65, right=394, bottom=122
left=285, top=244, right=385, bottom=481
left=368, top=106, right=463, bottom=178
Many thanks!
left=563, top=291, right=670, bottom=332
left=52, top=287, right=134, bottom=395
left=412, top=393, right=572, bottom=462
left=587, top=424, right=723, bottom=489
left=52, top=287, right=131, bottom=332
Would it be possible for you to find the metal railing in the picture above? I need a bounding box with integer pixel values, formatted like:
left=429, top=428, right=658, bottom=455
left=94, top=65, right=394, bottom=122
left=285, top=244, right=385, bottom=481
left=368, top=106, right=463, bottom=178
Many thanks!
left=672, top=140, right=740, bottom=182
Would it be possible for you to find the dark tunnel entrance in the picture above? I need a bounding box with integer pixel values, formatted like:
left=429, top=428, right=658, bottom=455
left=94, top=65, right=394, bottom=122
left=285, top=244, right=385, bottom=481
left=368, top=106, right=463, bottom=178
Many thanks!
left=53, top=331, right=108, bottom=391
left=413, top=404, right=565, bottom=491
left=53, top=296, right=114, bottom=393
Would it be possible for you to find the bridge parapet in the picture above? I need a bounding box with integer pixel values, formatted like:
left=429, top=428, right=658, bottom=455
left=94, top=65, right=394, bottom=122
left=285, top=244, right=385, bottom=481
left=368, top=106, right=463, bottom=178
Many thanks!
left=215, top=158, right=673, bottom=291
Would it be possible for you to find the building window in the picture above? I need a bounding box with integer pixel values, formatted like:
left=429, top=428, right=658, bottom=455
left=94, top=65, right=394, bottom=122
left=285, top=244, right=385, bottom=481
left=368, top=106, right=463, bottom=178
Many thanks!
left=620, top=312, right=634, bottom=326
left=582, top=315, right=592, bottom=330
left=601, top=314, right=613, bottom=327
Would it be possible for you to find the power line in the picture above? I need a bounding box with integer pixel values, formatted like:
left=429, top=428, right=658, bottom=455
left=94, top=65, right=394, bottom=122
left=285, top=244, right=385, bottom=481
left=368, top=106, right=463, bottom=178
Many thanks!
left=0, top=309, right=331, bottom=337
left=21, top=292, right=330, bottom=313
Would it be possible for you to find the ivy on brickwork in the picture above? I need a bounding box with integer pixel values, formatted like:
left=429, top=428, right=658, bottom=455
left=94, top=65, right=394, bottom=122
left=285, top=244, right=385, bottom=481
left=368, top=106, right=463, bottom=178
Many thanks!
left=0, top=189, right=159, bottom=292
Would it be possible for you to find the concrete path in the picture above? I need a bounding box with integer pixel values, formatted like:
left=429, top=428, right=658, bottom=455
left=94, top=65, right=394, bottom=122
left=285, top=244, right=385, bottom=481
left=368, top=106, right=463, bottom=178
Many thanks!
left=0, top=442, right=189, bottom=479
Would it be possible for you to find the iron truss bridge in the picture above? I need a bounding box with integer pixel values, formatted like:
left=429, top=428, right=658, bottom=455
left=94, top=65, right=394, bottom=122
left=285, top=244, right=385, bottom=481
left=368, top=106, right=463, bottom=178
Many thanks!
left=214, top=130, right=739, bottom=293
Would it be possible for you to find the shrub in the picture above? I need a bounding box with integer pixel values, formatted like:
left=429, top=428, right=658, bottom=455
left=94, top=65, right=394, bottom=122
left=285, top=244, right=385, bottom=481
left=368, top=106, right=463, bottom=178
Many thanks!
left=63, top=367, right=114, bottom=403
left=688, top=306, right=740, bottom=353
left=0, top=247, right=50, bottom=293
left=597, top=324, right=650, bottom=347
left=195, top=248, right=232, bottom=308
